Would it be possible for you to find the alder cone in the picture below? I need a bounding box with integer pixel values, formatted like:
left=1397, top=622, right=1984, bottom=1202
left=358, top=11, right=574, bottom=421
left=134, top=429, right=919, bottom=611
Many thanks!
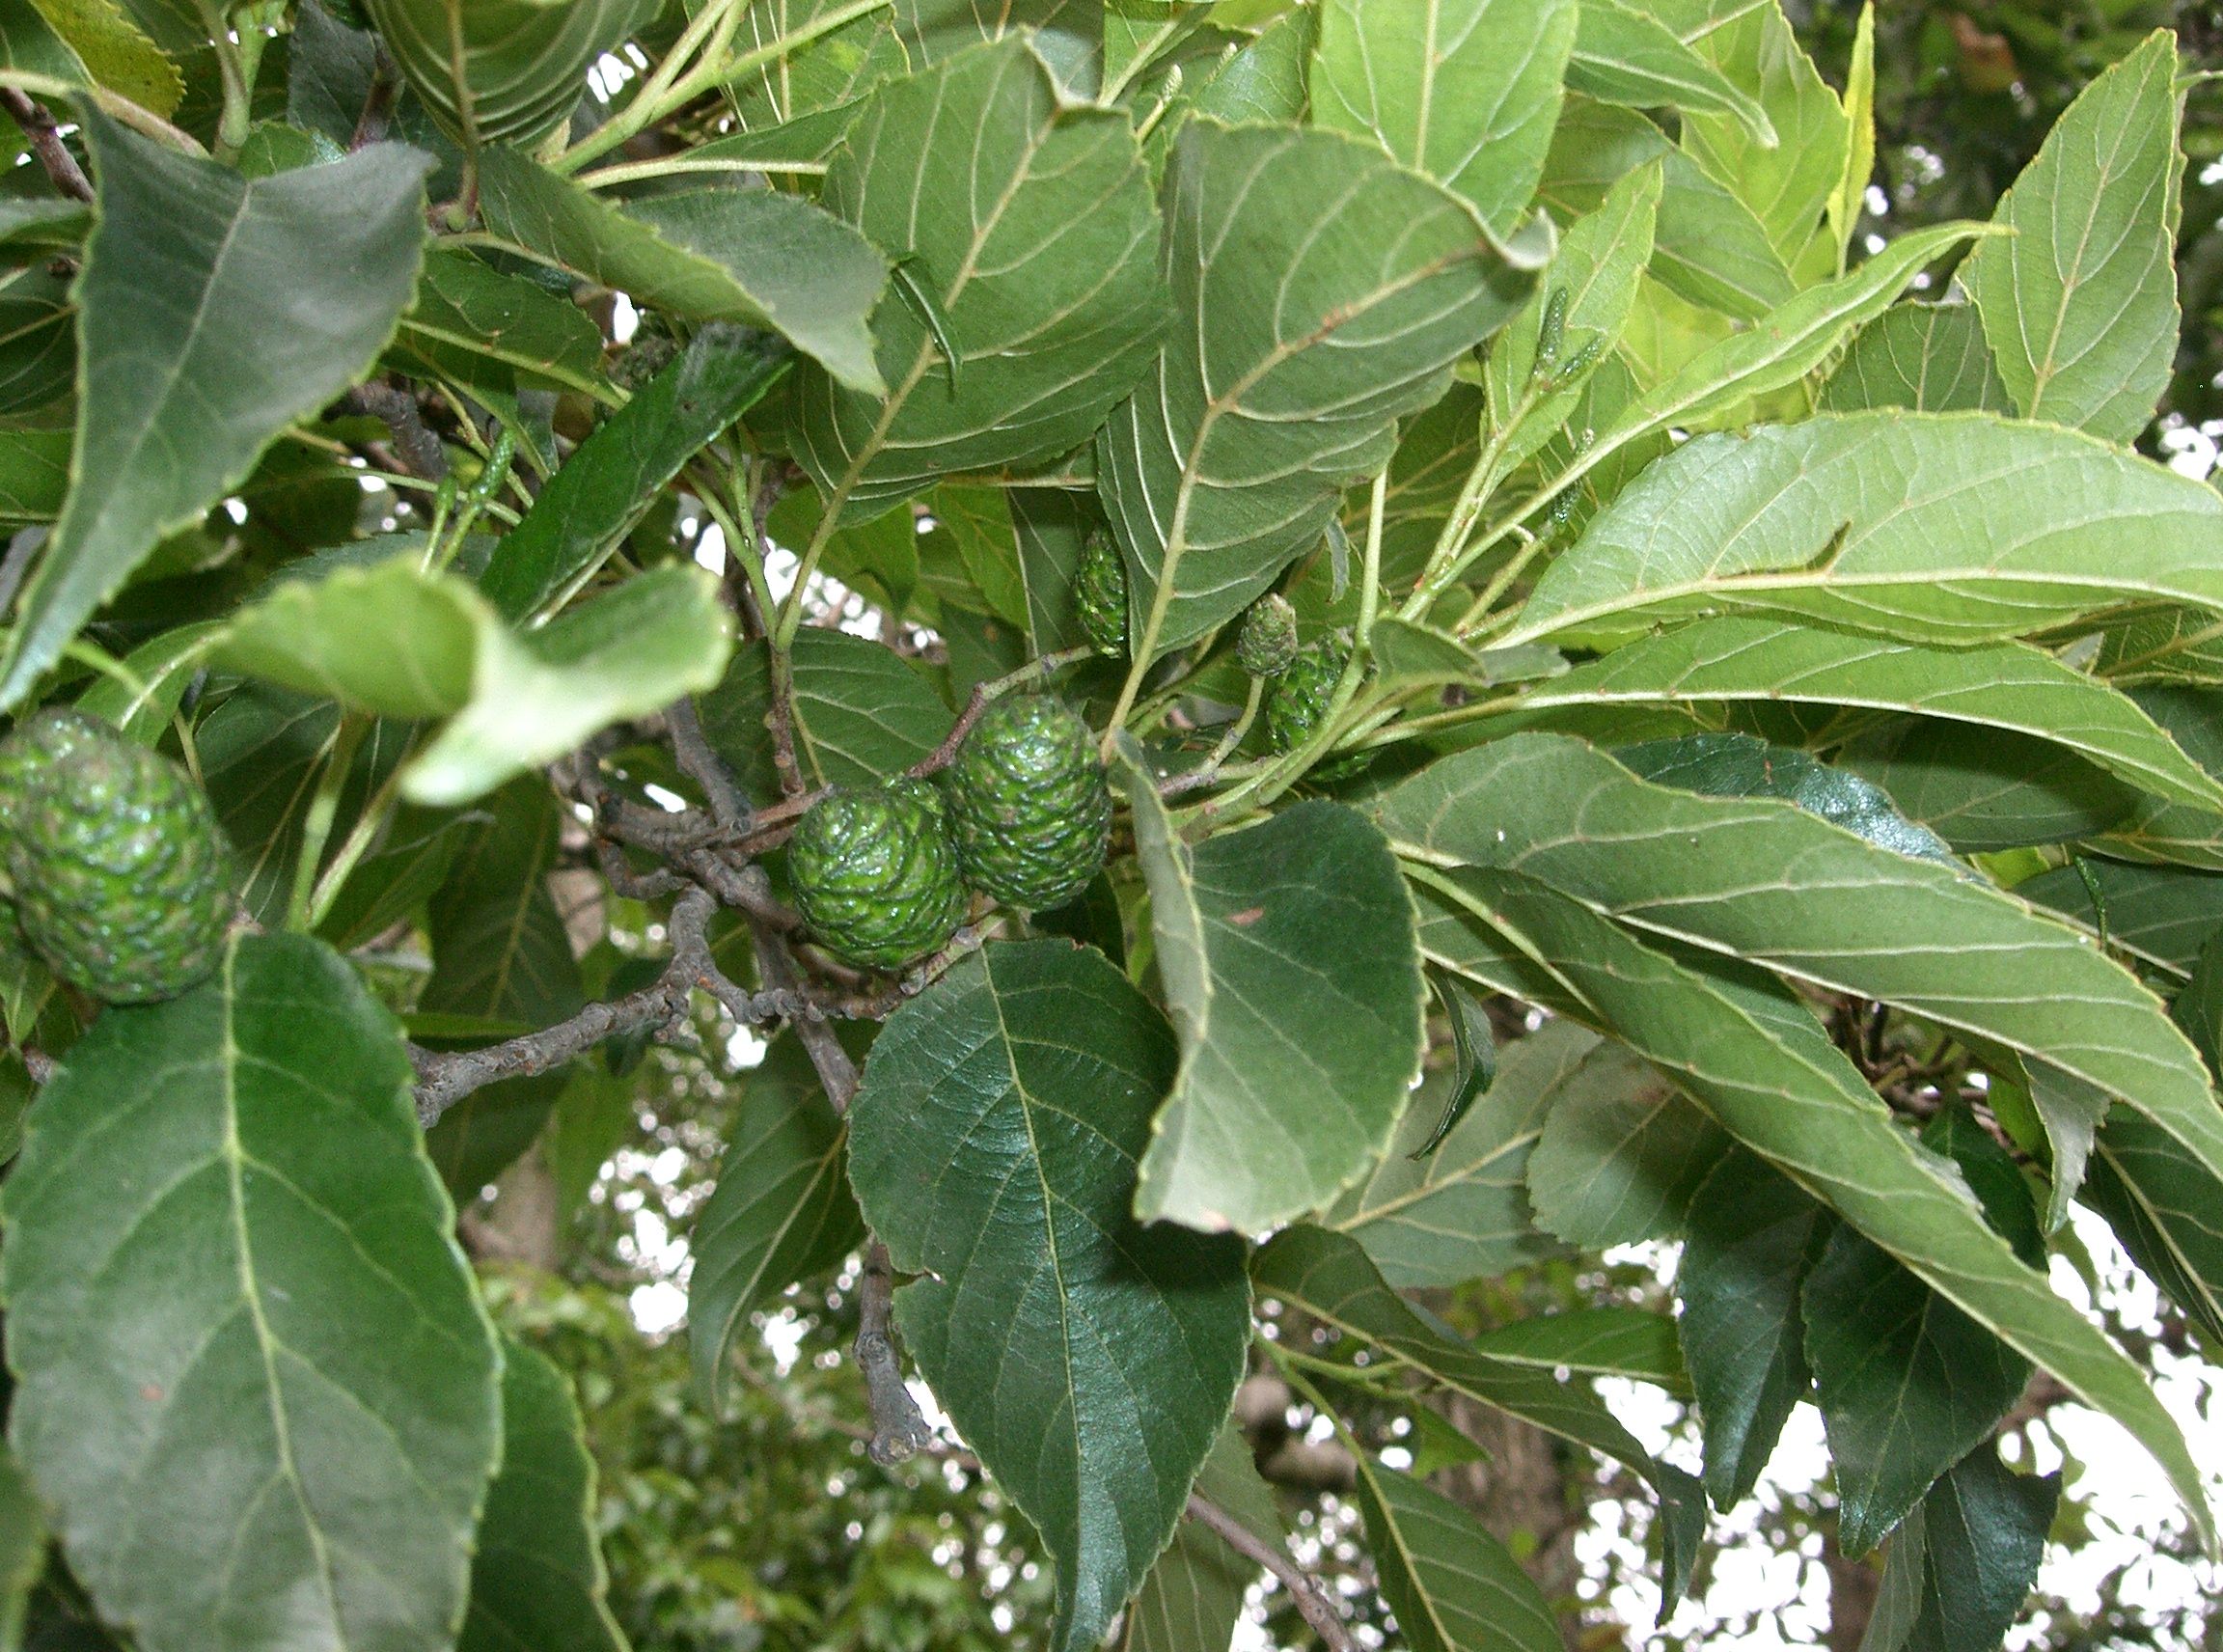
left=0, top=709, right=235, bottom=1004
left=787, top=779, right=968, bottom=970
left=1075, top=531, right=1129, bottom=657
left=944, top=696, right=1111, bottom=912
left=1236, top=592, right=1300, bottom=677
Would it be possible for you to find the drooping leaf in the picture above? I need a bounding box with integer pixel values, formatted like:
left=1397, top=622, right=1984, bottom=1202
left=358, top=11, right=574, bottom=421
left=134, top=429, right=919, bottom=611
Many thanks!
left=1676, top=1147, right=1827, bottom=1508
left=1838, top=720, right=2135, bottom=853
left=1098, top=119, right=1545, bottom=661
left=1354, top=1459, right=1561, bottom=1652
left=0, top=117, right=431, bottom=709
left=1415, top=972, right=1498, bottom=1157
left=2020, top=856, right=2223, bottom=977
left=1962, top=30, right=2182, bottom=442
left=0, top=932, right=502, bottom=1652
left=1510, top=410, right=2223, bottom=652
left=1398, top=859, right=2213, bottom=1543
left=476, top=150, right=886, bottom=393
left=479, top=328, right=790, bottom=620
left=1310, top=0, right=1578, bottom=236
left=1326, top=1019, right=1586, bottom=1287
left=792, top=37, right=1164, bottom=525
left=689, top=1034, right=865, bottom=1412
left=1567, top=0, right=1775, bottom=143
left=459, top=1337, right=628, bottom=1652
left=2081, top=1107, right=2223, bottom=1352
left=1523, top=618, right=2223, bottom=812
left=1616, top=731, right=1957, bottom=865
left=1860, top=1447, right=2059, bottom=1652
left=1524, top=1037, right=1728, bottom=1246
left=362, top=0, right=656, bottom=149
left=846, top=942, right=1251, bottom=1652
left=1819, top=302, right=2009, bottom=414
left=696, top=627, right=953, bottom=799
left=1468, top=1305, right=1687, bottom=1390
left=1119, top=1425, right=1280, bottom=1652
left=1117, top=749, right=1426, bottom=1233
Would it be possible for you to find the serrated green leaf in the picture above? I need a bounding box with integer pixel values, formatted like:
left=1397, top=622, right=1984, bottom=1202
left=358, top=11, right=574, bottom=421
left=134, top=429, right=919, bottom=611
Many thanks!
left=476, top=151, right=885, bottom=394
left=1860, top=1447, right=2058, bottom=1652
left=792, top=37, right=1164, bottom=525
left=0, top=932, right=502, bottom=1652
left=688, top=1034, right=864, bottom=1413
left=0, top=117, right=431, bottom=710
left=1568, top=0, right=1774, bottom=144
left=1119, top=1425, right=1280, bottom=1652
left=8, top=0, right=180, bottom=115
left=1101, top=119, right=1543, bottom=660
left=1325, top=1020, right=1583, bottom=1288
left=1354, top=1459, right=1561, bottom=1652
left=1511, top=410, right=2223, bottom=652
left=363, top=0, right=655, bottom=149
left=1484, top=158, right=1660, bottom=486
left=460, top=1337, right=628, bottom=1652
left=1525, top=1036, right=1728, bottom=1246
left=1397, top=859, right=2213, bottom=1544
left=1117, top=749, right=1426, bottom=1232
left=1962, top=30, right=2181, bottom=442
left=1310, top=0, right=1578, bottom=236
left=395, top=247, right=609, bottom=404
left=1525, top=619, right=2223, bottom=812
left=697, top=627, right=953, bottom=798
left=1677, top=1147, right=1826, bottom=1507
left=480, top=328, right=788, bottom=620
left=1819, top=302, right=2008, bottom=414
left=847, top=941, right=1251, bottom=1652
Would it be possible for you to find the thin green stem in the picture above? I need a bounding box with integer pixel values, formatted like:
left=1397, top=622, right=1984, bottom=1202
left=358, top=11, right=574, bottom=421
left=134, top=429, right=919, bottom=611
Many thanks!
left=577, top=154, right=830, bottom=190
left=0, top=70, right=206, bottom=155
left=1452, top=526, right=1547, bottom=636
left=692, top=464, right=778, bottom=626
left=554, top=0, right=743, bottom=174
left=287, top=716, right=370, bottom=933
left=307, top=743, right=414, bottom=932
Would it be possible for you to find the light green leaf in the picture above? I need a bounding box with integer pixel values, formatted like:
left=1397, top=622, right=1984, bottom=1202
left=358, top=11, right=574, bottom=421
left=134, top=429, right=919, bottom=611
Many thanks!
left=6, top=0, right=181, bottom=114
left=697, top=626, right=953, bottom=798
left=846, top=942, right=1251, bottom=1652
left=792, top=37, right=1165, bottom=525
left=459, top=1337, right=628, bottom=1652
left=1524, top=1037, right=1728, bottom=1246
left=688, top=1034, right=864, bottom=1413
left=0, top=117, right=431, bottom=710
left=412, top=567, right=736, bottom=806
left=1119, top=1426, right=1280, bottom=1652
left=1963, top=30, right=2182, bottom=442
left=219, top=556, right=480, bottom=721
left=726, top=0, right=902, bottom=124
left=1398, top=859, right=2213, bottom=1543
left=1511, top=410, right=2223, bottom=651
left=0, top=1441, right=42, bottom=1652
left=1310, top=0, right=1578, bottom=235
left=1521, top=618, right=2223, bottom=812
left=892, top=0, right=1104, bottom=95
left=362, top=0, right=656, bottom=149
left=480, top=326, right=790, bottom=620
left=395, top=247, right=610, bottom=404
left=1649, top=150, right=1797, bottom=322
left=1826, top=0, right=1875, bottom=264
left=476, top=150, right=888, bottom=394
left=1678, top=1147, right=1826, bottom=1507
left=1380, top=734, right=2223, bottom=1210
left=0, top=932, right=502, bottom=1652
left=1100, top=120, right=1544, bottom=661
left=1354, top=1460, right=1561, bottom=1652
left=1324, top=1020, right=1586, bottom=1288
left=1468, top=1305, right=1686, bottom=1389
left=1484, top=158, right=1661, bottom=485
left=1568, top=0, right=1773, bottom=144
left=1117, top=748, right=1426, bottom=1233
left=1819, top=302, right=2009, bottom=414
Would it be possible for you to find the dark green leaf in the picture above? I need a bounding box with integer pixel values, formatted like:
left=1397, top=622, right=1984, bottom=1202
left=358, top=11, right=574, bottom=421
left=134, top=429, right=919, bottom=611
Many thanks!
left=697, top=627, right=953, bottom=798
left=1618, top=731, right=1957, bottom=865
left=363, top=0, right=656, bottom=149
left=0, top=117, right=431, bottom=708
left=1118, top=751, right=1426, bottom=1232
left=2082, top=1107, right=2223, bottom=1353
left=689, top=1033, right=864, bottom=1413
left=1862, top=1447, right=2059, bottom=1652
left=1416, top=973, right=1496, bottom=1159
left=1839, top=721, right=2135, bottom=853
left=1354, top=1459, right=1561, bottom=1652
left=1468, top=1305, right=1687, bottom=1390
left=459, top=1336, right=626, bottom=1652
left=1119, top=1425, right=1279, bottom=1652
left=2018, top=857, right=2223, bottom=977
left=0, top=1441, right=42, bottom=1651
left=0, top=932, right=502, bottom=1652
left=846, top=942, right=1251, bottom=1652
left=1525, top=1035, right=1729, bottom=1246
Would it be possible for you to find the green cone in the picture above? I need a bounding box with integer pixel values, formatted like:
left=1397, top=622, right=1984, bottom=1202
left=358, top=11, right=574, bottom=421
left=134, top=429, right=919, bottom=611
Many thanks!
left=944, top=696, right=1111, bottom=911
left=1265, top=638, right=1346, bottom=754
left=1236, top=592, right=1300, bottom=677
left=1076, top=531, right=1129, bottom=657
left=0, top=709, right=236, bottom=1004
left=787, top=779, right=968, bottom=971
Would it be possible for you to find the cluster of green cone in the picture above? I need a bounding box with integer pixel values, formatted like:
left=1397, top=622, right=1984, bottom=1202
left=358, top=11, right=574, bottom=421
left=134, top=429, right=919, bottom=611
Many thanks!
left=0, top=709, right=236, bottom=1005
left=788, top=696, right=1112, bottom=971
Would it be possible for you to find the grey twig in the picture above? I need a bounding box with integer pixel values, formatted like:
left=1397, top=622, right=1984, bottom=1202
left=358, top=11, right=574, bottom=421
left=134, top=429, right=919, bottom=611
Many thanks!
left=668, top=696, right=752, bottom=829
left=855, top=1239, right=932, bottom=1466
left=1, top=89, right=92, bottom=202
left=1183, top=1494, right=1358, bottom=1652
left=343, top=382, right=448, bottom=481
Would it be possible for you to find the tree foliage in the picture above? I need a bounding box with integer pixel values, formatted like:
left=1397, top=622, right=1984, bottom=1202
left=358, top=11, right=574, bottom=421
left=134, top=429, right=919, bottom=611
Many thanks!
left=0, top=3, right=2214, bottom=1651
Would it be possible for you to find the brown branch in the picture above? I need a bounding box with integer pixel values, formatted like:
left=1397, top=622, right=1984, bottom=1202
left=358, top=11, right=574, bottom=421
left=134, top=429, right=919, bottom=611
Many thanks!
left=855, top=1239, right=933, bottom=1465
left=349, top=45, right=398, bottom=151
left=668, top=696, right=751, bottom=829
left=1, top=88, right=92, bottom=202
left=1183, top=1494, right=1358, bottom=1652
left=342, top=382, right=448, bottom=481
left=766, top=643, right=809, bottom=800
